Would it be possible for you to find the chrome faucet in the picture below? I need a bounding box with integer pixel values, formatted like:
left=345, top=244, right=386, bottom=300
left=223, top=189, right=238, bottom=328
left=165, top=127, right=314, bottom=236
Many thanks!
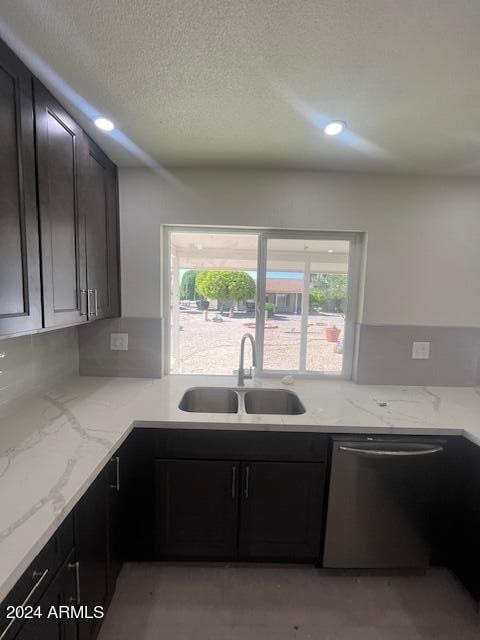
left=237, top=333, right=257, bottom=386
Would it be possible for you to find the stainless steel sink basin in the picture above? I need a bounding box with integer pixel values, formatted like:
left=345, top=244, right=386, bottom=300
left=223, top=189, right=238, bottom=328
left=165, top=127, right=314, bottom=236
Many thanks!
left=179, top=387, right=239, bottom=413
left=243, top=389, right=305, bottom=415
left=179, top=386, right=305, bottom=415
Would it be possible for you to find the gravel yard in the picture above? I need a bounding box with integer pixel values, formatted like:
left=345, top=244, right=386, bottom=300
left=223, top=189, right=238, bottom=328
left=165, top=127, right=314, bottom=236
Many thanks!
left=172, top=308, right=344, bottom=375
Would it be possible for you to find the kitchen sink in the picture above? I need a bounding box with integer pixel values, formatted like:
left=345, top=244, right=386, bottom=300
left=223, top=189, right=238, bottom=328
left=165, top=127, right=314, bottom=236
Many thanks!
left=179, top=387, right=305, bottom=415
left=244, top=389, right=305, bottom=416
left=179, top=387, right=239, bottom=413
left=244, top=389, right=305, bottom=415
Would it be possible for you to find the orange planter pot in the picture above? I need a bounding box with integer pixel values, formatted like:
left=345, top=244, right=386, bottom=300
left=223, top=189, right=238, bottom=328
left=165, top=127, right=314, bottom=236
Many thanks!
left=325, top=326, right=341, bottom=343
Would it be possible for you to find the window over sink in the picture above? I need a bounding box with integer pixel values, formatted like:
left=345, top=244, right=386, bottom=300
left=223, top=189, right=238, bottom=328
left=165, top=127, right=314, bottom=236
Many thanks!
left=163, top=227, right=362, bottom=379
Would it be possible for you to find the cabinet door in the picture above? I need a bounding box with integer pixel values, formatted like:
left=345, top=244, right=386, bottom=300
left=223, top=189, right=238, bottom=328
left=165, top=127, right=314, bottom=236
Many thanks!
left=34, top=81, right=87, bottom=327
left=81, top=138, right=120, bottom=320
left=155, top=460, right=239, bottom=559
left=13, top=550, right=77, bottom=640
left=75, top=470, right=108, bottom=640
left=107, top=454, right=122, bottom=599
left=239, top=462, right=324, bottom=562
left=0, top=41, right=42, bottom=335
left=449, top=440, right=480, bottom=601
left=120, top=429, right=156, bottom=560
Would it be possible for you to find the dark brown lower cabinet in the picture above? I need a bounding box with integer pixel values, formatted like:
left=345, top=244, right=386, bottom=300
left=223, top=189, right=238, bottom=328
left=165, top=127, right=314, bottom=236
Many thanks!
left=119, top=430, right=155, bottom=560
left=74, top=452, right=127, bottom=639
left=238, top=462, right=325, bottom=561
left=3, top=453, right=126, bottom=640
left=75, top=470, right=109, bottom=640
left=155, top=460, right=239, bottom=559
left=14, top=550, right=77, bottom=640
left=107, top=454, right=122, bottom=599
left=449, top=439, right=480, bottom=602
left=155, top=457, right=325, bottom=562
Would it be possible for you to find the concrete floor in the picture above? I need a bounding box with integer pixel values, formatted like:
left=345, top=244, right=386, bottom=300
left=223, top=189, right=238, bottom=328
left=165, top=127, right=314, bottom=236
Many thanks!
left=98, top=563, right=480, bottom=640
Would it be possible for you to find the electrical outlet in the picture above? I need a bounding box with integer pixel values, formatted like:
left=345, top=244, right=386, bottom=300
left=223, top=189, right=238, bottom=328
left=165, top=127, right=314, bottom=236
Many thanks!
left=110, top=333, right=128, bottom=351
left=412, top=341, right=430, bottom=360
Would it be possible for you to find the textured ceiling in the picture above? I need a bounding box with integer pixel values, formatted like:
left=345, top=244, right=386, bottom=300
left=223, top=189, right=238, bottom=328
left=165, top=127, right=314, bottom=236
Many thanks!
left=1, top=0, right=480, bottom=174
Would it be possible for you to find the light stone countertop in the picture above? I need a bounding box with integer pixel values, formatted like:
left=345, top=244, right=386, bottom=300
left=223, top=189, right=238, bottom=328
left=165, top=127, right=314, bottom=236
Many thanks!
left=2, top=373, right=480, bottom=603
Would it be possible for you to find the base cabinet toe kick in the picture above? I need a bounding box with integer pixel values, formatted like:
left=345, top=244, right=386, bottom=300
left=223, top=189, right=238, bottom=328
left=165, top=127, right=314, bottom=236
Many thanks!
left=2, top=428, right=479, bottom=637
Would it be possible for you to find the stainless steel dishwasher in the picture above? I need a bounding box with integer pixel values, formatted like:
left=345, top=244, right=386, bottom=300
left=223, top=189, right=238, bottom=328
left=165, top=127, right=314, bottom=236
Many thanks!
left=323, top=436, right=445, bottom=570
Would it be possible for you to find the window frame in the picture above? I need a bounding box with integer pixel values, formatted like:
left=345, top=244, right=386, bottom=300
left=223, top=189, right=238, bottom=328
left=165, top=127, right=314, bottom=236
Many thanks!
left=162, top=225, right=363, bottom=380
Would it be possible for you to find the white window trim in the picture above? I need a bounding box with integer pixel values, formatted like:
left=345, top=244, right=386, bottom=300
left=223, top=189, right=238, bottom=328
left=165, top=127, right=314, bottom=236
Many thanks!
left=162, top=225, right=363, bottom=380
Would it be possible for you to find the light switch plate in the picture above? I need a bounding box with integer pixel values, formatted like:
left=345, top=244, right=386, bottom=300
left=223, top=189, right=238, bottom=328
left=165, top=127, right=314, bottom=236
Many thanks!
left=412, top=341, right=430, bottom=360
left=110, top=333, right=128, bottom=351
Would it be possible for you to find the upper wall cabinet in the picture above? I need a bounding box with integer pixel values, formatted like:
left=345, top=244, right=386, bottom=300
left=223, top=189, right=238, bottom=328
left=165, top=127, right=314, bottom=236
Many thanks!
left=0, top=39, right=120, bottom=336
left=0, top=41, right=42, bottom=335
left=81, top=139, right=120, bottom=320
left=34, top=81, right=88, bottom=327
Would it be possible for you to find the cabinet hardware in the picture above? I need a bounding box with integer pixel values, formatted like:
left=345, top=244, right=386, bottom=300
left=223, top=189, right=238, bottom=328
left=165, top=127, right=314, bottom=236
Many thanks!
left=68, top=561, right=81, bottom=605
left=110, top=456, right=120, bottom=491
left=0, top=569, right=49, bottom=640
left=80, top=289, right=88, bottom=316
left=87, top=289, right=95, bottom=318
left=87, top=289, right=98, bottom=318
left=231, top=466, right=236, bottom=498
left=244, top=466, right=250, bottom=499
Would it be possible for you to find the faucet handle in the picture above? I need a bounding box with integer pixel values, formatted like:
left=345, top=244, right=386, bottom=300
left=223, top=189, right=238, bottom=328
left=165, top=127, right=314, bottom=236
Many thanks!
left=244, top=366, right=255, bottom=380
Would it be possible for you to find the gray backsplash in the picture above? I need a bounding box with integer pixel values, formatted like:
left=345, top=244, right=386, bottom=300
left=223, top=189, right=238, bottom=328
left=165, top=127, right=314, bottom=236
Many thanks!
left=80, top=319, right=480, bottom=385
left=0, top=327, right=79, bottom=411
left=354, top=324, right=480, bottom=386
left=78, top=317, right=163, bottom=378
left=1, top=320, right=469, bottom=392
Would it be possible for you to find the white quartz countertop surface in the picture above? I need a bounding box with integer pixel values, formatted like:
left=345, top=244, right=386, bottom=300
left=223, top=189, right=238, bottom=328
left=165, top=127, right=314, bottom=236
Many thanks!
left=2, top=373, right=480, bottom=602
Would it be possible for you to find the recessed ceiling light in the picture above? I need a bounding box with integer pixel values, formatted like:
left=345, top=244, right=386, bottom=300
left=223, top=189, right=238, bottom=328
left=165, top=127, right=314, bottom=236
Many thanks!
left=324, top=121, right=346, bottom=136
left=327, top=249, right=334, bottom=253
left=94, top=117, right=114, bottom=132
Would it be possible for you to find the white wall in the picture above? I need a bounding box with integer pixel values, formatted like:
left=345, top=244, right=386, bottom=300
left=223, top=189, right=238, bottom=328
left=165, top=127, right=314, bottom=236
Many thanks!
left=119, top=168, right=480, bottom=327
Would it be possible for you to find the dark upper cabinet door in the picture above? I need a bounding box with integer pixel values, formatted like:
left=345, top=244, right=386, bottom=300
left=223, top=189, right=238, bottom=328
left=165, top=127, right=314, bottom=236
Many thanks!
left=34, top=80, right=87, bottom=327
left=155, top=459, right=239, bottom=559
left=81, top=138, right=120, bottom=320
left=239, top=462, right=325, bottom=562
left=0, top=41, right=42, bottom=335
left=75, top=469, right=108, bottom=640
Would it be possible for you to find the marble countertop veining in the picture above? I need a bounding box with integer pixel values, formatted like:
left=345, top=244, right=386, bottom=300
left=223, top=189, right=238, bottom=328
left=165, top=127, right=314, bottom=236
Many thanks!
left=1, top=373, right=480, bottom=603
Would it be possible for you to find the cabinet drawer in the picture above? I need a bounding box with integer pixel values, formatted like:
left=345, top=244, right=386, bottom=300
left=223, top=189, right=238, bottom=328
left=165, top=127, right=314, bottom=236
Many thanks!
left=0, top=512, right=74, bottom=638
left=155, top=429, right=328, bottom=462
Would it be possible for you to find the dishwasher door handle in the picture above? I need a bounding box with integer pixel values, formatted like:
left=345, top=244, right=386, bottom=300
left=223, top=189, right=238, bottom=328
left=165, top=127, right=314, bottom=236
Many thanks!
left=338, top=445, right=444, bottom=458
